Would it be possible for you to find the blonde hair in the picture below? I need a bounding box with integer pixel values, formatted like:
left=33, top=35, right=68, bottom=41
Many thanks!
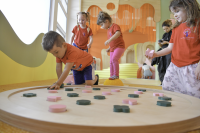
left=77, top=12, right=90, bottom=33
left=96, top=11, right=112, bottom=25
left=169, top=0, right=200, bottom=33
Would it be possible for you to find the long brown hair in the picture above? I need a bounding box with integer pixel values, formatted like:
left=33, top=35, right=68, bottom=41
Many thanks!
left=169, top=0, right=200, bottom=33
left=77, top=12, right=90, bottom=33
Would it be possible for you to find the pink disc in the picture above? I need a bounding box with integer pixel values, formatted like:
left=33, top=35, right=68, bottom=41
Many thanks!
left=159, top=93, right=164, bottom=97
left=129, top=99, right=137, bottom=105
left=153, top=93, right=159, bottom=96
left=47, top=96, right=61, bottom=102
left=145, top=48, right=150, bottom=56
left=111, top=89, right=120, bottom=92
left=102, top=92, right=111, bottom=95
left=49, top=104, right=66, bottom=113
left=48, top=90, right=58, bottom=93
left=122, top=99, right=129, bottom=104
left=85, top=85, right=91, bottom=88
left=82, top=90, right=92, bottom=93
left=134, top=91, right=143, bottom=94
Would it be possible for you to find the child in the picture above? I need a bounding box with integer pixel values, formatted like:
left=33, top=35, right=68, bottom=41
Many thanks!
left=146, top=0, right=200, bottom=98
left=71, top=12, right=93, bottom=52
left=42, top=31, right=99, bottom=89
left=97, top=11, right=125, bottom=80
left=151, top=20, right=172, bottom=85
left=142, top=63, right=153, bottom=79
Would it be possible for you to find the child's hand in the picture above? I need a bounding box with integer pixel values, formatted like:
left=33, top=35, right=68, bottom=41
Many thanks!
left=49, top=82, right=60, bottom=90
left=87, top=44, right=91, bottom=48
left=106, top=48, right=110, bottom=52
left=145, top=52, right=157, bottom=60
left=105, top=40, right=110, bottom=46
left=195, top=63, right=200, bottom=80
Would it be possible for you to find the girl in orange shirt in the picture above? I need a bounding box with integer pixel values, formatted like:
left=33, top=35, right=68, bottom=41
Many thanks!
left=71, top=12, right=93, bottom=52
left=97, top=11, right=125, bottom=80
left=146, top=0, right=200, bottom=98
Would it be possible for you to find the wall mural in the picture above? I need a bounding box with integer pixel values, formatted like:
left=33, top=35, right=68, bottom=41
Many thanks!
left=0, top=11, right=47, bottom=67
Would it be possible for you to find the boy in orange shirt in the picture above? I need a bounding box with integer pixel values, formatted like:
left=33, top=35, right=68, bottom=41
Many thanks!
left=42, top=31, right=99, bottom=89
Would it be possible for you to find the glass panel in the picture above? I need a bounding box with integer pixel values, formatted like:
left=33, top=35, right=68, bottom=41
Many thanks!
left=60, top=0, right=67, bottom=13
left=56, top=29, right=65, bottom=39
left=57, top=3, right=66, bottom=32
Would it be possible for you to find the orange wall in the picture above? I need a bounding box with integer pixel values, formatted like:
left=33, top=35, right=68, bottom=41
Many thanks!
left=89, top=29, right=149, bottom=69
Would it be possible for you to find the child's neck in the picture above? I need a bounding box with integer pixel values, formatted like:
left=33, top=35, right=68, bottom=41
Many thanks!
left=80, top=24, right=86, bottom=29
left=108, top=23, right=113, bottom=29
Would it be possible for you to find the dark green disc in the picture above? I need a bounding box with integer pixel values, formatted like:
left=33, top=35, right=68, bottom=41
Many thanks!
left=157, top=101, right=171, bottom=107
left=23, top=93, right=36, bottom=97
left=66, top=83, right=71, bottom=85
left=128, top=94, right=139, bottom=98
left=158, top=97, right=172, bottom=101
left=138, top=89, right=146, bottom=92
left=65, top=88, right=73, bottom=91
left=76, top=100, right=91, bottom=105
left=94, top=95, right=105, bottom=100
left=113, top=105, right=130, bottom=113
left=93, top=88, right=101, bottom=90
left=67, top=93, right=79, bottom=97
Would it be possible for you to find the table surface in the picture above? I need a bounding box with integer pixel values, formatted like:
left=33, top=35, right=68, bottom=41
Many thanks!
left=0, top=85, right=200, bottom=133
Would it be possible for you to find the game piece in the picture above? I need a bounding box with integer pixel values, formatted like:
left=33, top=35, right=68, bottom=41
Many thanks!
left=122, top=99, right=137, bottom=105
left=76, top=100, right=91, bottom=105
left=65, top=88, right=73, bottom=91
left=128, top=99, right=137, bottom=105
left=47, top=96, right=61, bottom=102
left=23, top=93, right=36, bottom=97
left=94, top=95, right=105, bottom=100
left=47, top=83, right=65, bottom=90
left=82, top=90, right=92, bottom=93
left=145, top=48, right=155, bottom=58
left=85, top=85, right=91, bottom=88
left=67, top=93, right=79, bottom=97
left=66, top=83, right=71, bottom=85
left=60, top=83, right=64, bottom=88
left=102, top=92, right=111, bottom=95
left=158, top=97, right=172, bottom=101
left=48, top=90, right=58, bottom=93
left=93, top=88, right=101, bottom=90
left=157, top=101, right=171, bottom=107
left=134, top=91, right=143, bottom=94
left=145, top=48, right=151, bottom=57
left=49, top=104, right=66, bottom=113
left=111, top=89, right=120, bottom=92
left=128, top=94, right=139, bottom=98
left=138, top=89, right=146, bottom=92
left=113, top=105, right=130, bottom=113
left=153, top=93, right=164, bottom=97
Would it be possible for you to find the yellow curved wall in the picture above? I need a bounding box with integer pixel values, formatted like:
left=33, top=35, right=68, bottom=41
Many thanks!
left=0, top=51, right=57, bottom=85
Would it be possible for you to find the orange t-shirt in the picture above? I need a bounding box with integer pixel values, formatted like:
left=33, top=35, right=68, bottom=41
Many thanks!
left=107, top=23, right=125, bottom=52
left=72, top=25, right=93, bottom=49
left=56, top=43, right=93, bottom=71
left=169, top=22, right=200, bottom=67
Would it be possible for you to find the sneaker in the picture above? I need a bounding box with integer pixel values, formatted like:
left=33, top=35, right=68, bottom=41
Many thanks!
left=109, top=75, right=119, bottom=80
left=93, top=74, right=99, bottom=85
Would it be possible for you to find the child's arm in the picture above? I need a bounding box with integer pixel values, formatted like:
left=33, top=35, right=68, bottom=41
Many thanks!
left=71, top=33, right=75, bottom=45
left=195, top=60, right=200, bottom=80
left=147, top=43, right=174, bottom=59
left=56, top=63, right=62, bottom=79
left=87, top=36, right=93, bottom=48
left=105, top=31, right=121, bottom=46
left=50, top=62, right=74, bottom=89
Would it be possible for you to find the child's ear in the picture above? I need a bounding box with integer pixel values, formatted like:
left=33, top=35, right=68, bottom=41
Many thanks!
left=62, top=42, right=67, bottom=48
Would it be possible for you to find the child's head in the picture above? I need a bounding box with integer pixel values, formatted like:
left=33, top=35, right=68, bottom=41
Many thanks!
left=97, top=11, right=112, bottom=29
left=162, top=19, right=172, bottom=33
left=143, top=63, right=147, bottom=66
left=169, top=0, right=200, bottom=31
left=77, top=12, right=90, bottom=27
left=42, top=31, right=66, bottom=58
